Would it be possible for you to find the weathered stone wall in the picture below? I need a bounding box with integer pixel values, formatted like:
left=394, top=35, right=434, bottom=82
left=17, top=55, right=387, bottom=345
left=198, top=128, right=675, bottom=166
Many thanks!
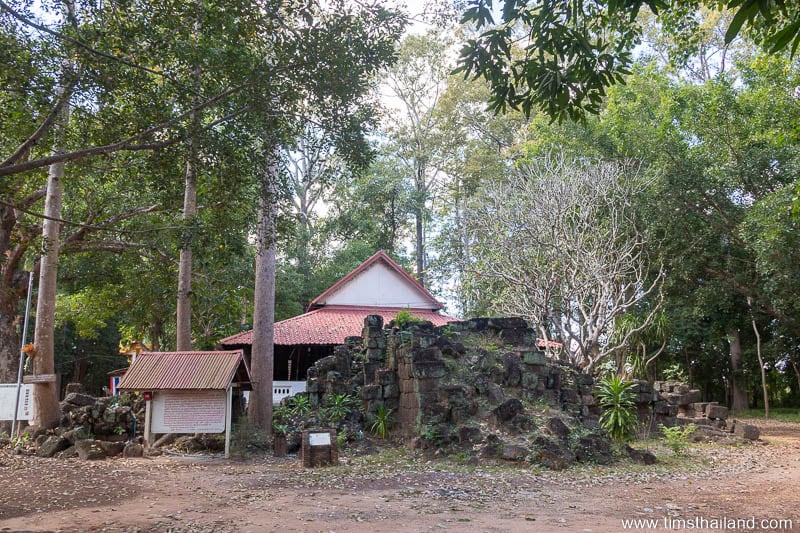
left=350, top=316, right=599, bottom=442
left=303, top=314, right=759, bottom=467
left=305, top=315, right=610, bottom=440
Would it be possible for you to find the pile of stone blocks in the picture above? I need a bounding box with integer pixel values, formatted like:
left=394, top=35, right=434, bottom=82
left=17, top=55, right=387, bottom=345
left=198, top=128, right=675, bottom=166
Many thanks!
left=652, top=381, right=760, bottom=440
left=655, top=381, right=702, bottom=414
left=305, top=315, right=762, bottom=455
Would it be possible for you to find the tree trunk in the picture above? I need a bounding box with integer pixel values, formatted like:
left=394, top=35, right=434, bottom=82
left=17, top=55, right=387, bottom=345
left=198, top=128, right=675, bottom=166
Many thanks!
left=149, top=317, right=163, bottom=352
left=0, top=205, right=19, bottom=382
left=0, top=203, right=36, bottom=383
left=728, top=329, right=749, bottom=411
left=176, top=64, right=200, bottom=352
left=296, top=214, right=312, bottom=310
left=0, top=267, right=24, bottom=383
left=750, top=312, right=769, bottom=418
left=175, top=154, right=196, bottom=351
left=32, top=77, right=70, bottom=428
left=248, top=144, right=278, bottom=431
left=414, top=163, right=426, bottom=287
left=791, top=356, right=800, bottom=392
left=415, top=207, right=424, bottom=286
left=72, top=353, right=88, bottom=385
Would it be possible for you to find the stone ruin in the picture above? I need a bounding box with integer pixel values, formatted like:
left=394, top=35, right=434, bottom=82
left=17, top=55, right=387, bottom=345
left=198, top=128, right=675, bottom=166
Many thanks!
left=306, top=316, right=616, bottom=468
left=11, top=315, right=760, bottom=464
left=651, top=381, right=760, bottom=441
left=302, top=315, right=760, bottom=469
left=12, top=383, right=145, bottom=460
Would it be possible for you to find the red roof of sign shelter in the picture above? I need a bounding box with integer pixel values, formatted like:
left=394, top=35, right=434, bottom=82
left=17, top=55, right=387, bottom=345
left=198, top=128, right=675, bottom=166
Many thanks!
left=117, top=350, right=251, bottom=391
left=220, top=306, right=454, bottom=346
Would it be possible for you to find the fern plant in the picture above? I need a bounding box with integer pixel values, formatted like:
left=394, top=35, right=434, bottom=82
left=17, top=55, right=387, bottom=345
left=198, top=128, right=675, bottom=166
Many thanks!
left=393, top=310, right=423, bottom=328
left=595, top=375, right=639, bottom=443
left=289, top=395, right=311, bottom=417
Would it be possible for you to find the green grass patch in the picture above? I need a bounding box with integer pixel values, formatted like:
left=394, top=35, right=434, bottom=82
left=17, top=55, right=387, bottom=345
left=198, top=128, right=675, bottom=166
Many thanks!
left=732, top=408, right=800, bottom=423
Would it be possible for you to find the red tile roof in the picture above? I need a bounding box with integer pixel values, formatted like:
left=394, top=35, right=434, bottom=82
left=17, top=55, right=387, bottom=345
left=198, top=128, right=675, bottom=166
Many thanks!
left=117, top=350, right=251, bottom=391
left=220, top=306, right=455, bottom=346
left=308, top=250, right=443, bottom=310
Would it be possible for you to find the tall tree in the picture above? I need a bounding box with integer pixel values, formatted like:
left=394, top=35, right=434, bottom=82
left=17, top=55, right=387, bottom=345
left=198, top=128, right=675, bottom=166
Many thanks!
left=248, top=141, right=279, bottom=430
left=242, top=0, right=404, bottom=429
left=467, top=154, right=663, bottom=373
left=30, top=0, right=78, bottom=428
left=384, top=32, right=452, bottom=286
left=600, top=47, right=800, bottom=403
left=283, top=122, right=352, bottom=302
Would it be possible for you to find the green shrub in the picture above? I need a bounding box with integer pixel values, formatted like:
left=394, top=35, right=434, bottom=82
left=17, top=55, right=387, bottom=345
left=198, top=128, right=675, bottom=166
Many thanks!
left=659, top=423, right=696, bottom=455
left=595, top=376, right=639, bottom=443
left=370, top=404, right=393, bottom=439
left=288, top=394, right=311, bottom=417
left=393, top=310, right=424, bottom=328
left=337, top=427, right=349, bottom=447
left=273, top=404, right=290, bottom=424
left=230, top=419, right=269, bottom=456
left=323, top=393, right=355, bottom=424
left=662, top=363, right=688, bottom=383
left=11, top=432, right=31, bottom=448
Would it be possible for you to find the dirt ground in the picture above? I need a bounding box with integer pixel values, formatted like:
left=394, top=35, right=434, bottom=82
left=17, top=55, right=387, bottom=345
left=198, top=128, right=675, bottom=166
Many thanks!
left=1, top=418, right=799, bottom=533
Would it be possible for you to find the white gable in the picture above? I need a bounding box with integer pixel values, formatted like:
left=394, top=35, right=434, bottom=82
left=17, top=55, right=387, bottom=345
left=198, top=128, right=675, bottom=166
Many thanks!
left=319, top=261, right=435, bottom=308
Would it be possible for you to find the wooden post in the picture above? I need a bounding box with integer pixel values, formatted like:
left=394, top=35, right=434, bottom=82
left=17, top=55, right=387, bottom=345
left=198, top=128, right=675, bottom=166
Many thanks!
left=225, top=386, right=233, bottom=458
left=144, top=396, right=152, bottom=450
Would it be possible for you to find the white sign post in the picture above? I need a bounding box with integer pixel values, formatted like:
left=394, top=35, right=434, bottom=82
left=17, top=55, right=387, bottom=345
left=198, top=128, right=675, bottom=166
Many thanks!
left=309, top=432, right=332, bottom=446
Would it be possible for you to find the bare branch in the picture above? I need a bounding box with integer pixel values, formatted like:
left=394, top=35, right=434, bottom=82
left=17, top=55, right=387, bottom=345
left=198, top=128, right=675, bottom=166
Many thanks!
left=466, top=153, right=664, bottom=373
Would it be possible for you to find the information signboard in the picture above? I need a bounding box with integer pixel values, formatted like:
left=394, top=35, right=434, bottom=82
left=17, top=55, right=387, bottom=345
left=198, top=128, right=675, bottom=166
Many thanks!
left=0, top=383, right=34, bottom=421
left=151, top=390, right=226, bottom=433
left=309, top=432, right=332, bottom=446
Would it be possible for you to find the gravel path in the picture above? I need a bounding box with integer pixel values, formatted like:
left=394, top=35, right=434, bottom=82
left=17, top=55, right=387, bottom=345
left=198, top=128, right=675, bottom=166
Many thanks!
left=0, top=417, right=798, bottom=532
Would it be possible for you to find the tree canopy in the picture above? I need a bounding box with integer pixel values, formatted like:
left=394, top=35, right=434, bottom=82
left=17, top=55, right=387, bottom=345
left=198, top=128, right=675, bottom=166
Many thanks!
left=456, top=0, right=800, bottom=121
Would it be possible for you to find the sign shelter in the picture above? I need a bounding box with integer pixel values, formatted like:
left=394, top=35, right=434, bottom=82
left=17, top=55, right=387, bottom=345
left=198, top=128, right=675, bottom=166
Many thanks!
left=116, top=350, right=251, bottom=458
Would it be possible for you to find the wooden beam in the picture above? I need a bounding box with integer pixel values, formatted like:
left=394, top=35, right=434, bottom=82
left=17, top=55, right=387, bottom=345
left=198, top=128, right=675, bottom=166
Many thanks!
left=22, top=374, right=57, bottom=384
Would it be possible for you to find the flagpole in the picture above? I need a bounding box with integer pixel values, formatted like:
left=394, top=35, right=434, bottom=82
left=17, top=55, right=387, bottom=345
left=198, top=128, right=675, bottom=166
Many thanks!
left=11, top=272, right=34, bottom=439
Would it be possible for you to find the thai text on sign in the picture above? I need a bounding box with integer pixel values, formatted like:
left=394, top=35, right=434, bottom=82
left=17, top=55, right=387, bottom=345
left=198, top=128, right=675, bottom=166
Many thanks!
left=151, top=390, right=226, bottom=433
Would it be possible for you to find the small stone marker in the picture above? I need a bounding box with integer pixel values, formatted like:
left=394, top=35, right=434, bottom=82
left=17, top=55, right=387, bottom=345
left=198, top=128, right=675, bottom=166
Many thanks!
left=302, top=429, right=338, bottom=467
